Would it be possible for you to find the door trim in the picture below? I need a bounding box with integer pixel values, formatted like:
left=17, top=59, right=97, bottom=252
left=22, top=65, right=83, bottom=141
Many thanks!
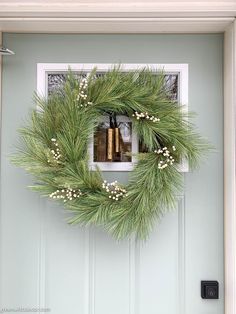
left=0, top=2, right=235, bottom=18
left=0, top=15, right=235, bottom=314
left=224, top=21, right=236, bottom=314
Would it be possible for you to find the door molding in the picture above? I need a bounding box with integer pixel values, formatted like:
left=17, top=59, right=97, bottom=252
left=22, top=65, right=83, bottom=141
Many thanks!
left=0, top=2, right=235, bottom=18
left=0, top=13, right=235, bottom=314
left=224, top=20, right=236, bottom=314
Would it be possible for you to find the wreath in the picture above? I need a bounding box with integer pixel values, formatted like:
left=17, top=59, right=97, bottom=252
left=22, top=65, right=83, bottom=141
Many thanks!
left=12, top=67, right=209, bottom=240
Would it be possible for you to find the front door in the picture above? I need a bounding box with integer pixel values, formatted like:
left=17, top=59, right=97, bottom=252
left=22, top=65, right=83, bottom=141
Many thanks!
left=0, top=33, right=224, bottom=314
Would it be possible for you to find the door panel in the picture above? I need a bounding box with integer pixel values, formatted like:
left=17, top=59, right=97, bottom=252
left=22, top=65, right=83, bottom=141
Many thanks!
left=0, top=34, right=224, bottom=314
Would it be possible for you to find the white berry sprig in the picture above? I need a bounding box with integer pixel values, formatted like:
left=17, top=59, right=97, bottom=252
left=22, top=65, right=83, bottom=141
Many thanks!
left=77, top=78, right=88, bottom=100
left=154, top=146, right=176, bottom=169
left=77, top=78, right=93, bottom=108
left=48, top=138, right=61, bottom=164
left=49, top=187, right=82, bottom=202
left=132, top=111, right=160, bottom=123
left=102, top=180, right=127, bottom=201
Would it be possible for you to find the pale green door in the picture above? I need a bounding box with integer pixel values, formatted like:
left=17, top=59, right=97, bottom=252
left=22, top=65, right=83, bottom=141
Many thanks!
left=0, top=33, right=224, bottom=314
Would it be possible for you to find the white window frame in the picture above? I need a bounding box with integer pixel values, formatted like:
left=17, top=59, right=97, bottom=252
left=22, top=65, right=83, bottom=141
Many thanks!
left=37, top=63, right=188, bottom=172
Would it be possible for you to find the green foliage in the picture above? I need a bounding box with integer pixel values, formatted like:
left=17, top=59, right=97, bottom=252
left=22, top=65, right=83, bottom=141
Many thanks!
left=11, top=67, right=210, bottom=240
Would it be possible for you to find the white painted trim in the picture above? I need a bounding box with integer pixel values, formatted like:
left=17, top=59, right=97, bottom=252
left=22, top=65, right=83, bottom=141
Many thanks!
left=224, top=20, right=236, bottom=314
left=0, top=2, right=235, bottom=18
left=37, top=62, right=188, bottom=172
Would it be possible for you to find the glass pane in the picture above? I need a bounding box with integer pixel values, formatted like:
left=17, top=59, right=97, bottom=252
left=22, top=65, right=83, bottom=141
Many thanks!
left=47, top=73, right=87, bottom=96
left=48, top=74, right=66, bottom=95
left=47, top=73, right=179, bottom=100
left=164, top=74, right=179, bottom=101
left=94, top=121, right=132, bottom=162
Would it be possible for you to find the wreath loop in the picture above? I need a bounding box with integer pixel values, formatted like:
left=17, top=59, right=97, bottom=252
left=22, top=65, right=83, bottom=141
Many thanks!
left=12, top=67, right=208, bottom=239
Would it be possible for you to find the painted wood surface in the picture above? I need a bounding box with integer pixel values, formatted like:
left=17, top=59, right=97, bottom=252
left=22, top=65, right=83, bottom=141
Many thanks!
left=0, top=34, right=224, bottom=314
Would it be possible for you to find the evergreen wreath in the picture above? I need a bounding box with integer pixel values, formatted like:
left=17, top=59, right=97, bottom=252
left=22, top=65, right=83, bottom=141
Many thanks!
left=12, top=67, right=209, bottom=240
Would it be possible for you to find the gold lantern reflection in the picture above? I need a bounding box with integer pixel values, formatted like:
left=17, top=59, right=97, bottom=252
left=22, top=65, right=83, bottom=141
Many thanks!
left=93, top=115, right=132, bottom=163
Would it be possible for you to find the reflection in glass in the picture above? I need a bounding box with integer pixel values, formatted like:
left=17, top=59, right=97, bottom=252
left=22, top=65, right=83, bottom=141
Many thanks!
left=48, top=73, right=179, bottom=100
left=164, top=74, right=179, bottom=101
left=94, top=121, right=132, bottom=162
